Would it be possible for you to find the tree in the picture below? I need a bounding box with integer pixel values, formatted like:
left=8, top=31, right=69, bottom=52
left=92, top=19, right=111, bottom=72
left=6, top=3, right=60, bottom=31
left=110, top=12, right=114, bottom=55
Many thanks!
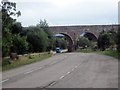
left=36, top=19, right=55, bottom=51
left=108, top=30, right=117, bottom=49
left=117, top=26, right=120, bottom=52
left=54, top=37, right=67, bottom=49
left=36, top=19, right=52, bottom=38
left=61, top=38, right=67, bottom=49
left=1, top=0, right=21, bottom=56
left=10, top=34, right=28, bottom=54
left=27, top=26, right=48, bottom=52
left=97, top=30, right=117, bottom=51
left=77, top=36, right=91, bottom=48
left=11, top=22, right=22, bottom=34
left=47, top=37, right=56, bottom=51
left=1, top=0, right=21, bottom=29
left=2, top=28, right=12, bottom=56
left=98, top=32, right=110, bottom=50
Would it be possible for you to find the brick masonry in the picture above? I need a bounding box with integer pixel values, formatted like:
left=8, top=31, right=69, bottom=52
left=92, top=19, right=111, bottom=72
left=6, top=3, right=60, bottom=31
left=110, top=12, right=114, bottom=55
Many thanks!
left=49, top=24, right=119, bottom=51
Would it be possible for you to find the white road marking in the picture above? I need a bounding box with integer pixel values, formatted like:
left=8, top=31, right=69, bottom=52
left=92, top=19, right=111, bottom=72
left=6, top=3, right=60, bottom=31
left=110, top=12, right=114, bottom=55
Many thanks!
left=0, top=79, right=9, bottom=83
left=75, top=66, right=78, bottom=68
left=49, top=81, right=56, bottom=86
left=24, top=70, right=35, bottom=74
left=59, top=76, right=65, bottom=79
left=58, top=65, right=79, bottom=81
left=66, top=72, right=70, bottom=75
left=24, top=67, right=42, bottom=74
left=38, top=67, right=42, bottom=70
left=72, top=68, right=75, bottom=71
left=35, top=67, right=42, bottom=70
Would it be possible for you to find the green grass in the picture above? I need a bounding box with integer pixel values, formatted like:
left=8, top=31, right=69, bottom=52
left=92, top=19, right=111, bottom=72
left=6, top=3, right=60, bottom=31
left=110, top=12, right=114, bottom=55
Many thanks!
left=76, top=48, right=94, bottom=53
left=76, top=48, right=120, bottom=59
left=2, top=53, right=52, bottom=71
left=96, top=50, right=120, bottom=59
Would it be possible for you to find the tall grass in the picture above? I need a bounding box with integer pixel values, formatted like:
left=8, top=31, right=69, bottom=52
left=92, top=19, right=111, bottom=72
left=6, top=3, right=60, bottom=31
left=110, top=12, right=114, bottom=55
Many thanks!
left=2, top=53, right=52, bottom=71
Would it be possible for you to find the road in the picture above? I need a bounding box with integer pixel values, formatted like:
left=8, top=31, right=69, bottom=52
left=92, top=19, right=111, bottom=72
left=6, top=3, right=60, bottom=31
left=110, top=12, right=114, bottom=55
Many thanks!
left=2, top=52, right=118, bottom=88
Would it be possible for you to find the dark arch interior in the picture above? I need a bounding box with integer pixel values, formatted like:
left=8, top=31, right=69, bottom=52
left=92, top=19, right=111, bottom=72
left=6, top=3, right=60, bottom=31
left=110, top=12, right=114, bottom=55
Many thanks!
left=81, top=32, right=97, bottom=42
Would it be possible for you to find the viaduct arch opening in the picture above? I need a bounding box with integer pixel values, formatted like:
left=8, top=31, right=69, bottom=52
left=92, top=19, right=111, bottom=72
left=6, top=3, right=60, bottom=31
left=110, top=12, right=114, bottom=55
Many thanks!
left=80, top=32, right=97, bottom=42
left=50, top=25, right=118, bottom=52
left=54, top=33, right=74, bottom=52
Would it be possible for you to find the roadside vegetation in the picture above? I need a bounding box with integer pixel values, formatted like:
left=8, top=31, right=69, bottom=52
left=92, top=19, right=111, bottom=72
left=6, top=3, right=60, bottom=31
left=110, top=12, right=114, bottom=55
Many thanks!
left=76, top=48, right=94, bottom=53
left=2, top=53, right=52, bottom=71
left=76, top=27, right=120, bottom=59
left=1, top=0, right=67, bottom=70
left=96, top=50, right=120, bottom=59
left=1, top=0, right=120, bottom=71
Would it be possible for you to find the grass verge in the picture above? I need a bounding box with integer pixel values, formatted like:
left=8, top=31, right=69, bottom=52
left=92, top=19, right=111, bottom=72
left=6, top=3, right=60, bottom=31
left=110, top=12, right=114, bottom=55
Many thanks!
left=76, top=48, right=94, bottom=53
left=76, top=48, right=120, bottom=59
left=96, top=50, right=120, bottom=59
left=2, top=53, right=52, bottom=71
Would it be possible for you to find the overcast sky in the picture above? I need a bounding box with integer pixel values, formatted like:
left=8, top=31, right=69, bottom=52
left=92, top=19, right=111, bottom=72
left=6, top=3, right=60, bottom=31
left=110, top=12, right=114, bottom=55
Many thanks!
left=10, top=0, right=119, bottom=27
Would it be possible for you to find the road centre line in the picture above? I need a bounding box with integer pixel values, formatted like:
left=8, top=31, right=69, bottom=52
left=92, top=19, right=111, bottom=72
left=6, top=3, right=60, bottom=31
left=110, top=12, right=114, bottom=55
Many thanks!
left=59, top=76, right=65, bottom=79
left=24, top=67, right=42, bottom=74
left=0, top=79, right=9, bottom=83
left=49, top=81, right=56, bottom=86
left=24, top=70, right=35, bottom=74
left=66, top=72, right=70, bottom=75
left=75, top=65, right=78, bottom=68
left=72, top=68, right=75, bottom=71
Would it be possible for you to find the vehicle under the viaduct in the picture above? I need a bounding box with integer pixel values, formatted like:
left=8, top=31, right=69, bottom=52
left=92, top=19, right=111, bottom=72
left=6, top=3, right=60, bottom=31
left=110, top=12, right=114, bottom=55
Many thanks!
left=49, top=25, right=119, bottom=52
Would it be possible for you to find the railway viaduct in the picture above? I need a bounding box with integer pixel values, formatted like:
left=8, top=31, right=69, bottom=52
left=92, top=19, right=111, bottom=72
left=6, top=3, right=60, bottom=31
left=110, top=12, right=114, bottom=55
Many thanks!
left=49, top=25, right=119, bottom=52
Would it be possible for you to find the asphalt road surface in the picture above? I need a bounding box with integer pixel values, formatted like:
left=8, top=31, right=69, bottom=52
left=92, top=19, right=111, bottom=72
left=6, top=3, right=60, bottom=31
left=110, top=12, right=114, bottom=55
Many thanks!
left=2, top=52, right=118, bottom=88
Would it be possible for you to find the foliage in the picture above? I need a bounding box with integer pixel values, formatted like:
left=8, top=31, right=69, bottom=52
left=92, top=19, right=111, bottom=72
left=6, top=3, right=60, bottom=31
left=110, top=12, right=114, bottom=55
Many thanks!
left=11, top=34, right=28, bottom=54
left=61, top=39, right=67, bottom=49
left=52, top=37, right=67, bottom=50
left=36, top=19, right=52, bottom=37
left=77, top=36, right=91, bottom=48
left=1, top=0, right=21, bottom=28
left=96, top=50, right=120, bottom=59
left=97, top=30, right=117, bottom=51
left=47, top=37, right=56, bottom=51
left=27, top=26, right=48, bottom=52
left=97, top=31, right=110, bottom=50
left=108, top=30, right=117, bottom=47
left=11, top=22, right=22, bottom=34
left=2, top=53, right=52, bottom=71
left=2, top=28, right=12, bottom=56
left=117, top=26, right=120, bottom=52
left=1, top=0, right=21, bottom=57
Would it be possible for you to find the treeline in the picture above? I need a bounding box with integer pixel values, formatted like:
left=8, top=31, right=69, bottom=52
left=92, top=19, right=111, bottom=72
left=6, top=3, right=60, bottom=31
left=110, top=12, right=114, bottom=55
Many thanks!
left=2, top=1, right=67, bottom=57
left=77, top=29, right=118, bottom=51
left=97, top=30, right=118, bottom=51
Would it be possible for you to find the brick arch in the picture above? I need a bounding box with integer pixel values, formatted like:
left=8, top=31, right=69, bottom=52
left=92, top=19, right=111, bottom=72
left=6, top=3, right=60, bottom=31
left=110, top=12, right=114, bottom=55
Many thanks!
left=54, top=33, right=74, bottom=52
left=50, top=25, right=118, bottom=52
left=78, top=31, right=97, bottom=41
left=84, top=32, right=97, bottom=41
left=75, top=32, right=97, bottom=43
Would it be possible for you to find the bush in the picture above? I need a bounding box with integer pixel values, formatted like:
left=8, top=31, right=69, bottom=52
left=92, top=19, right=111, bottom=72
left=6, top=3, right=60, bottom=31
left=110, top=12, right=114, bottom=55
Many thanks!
left=2, top=28, right=13, bottom=57
left=11, top=34, right=28, bottom=54
left=77, top=36, right=91, bottom=48
left=27, top=27, right=48, bottom=52
left=97, top=30, right=117, bottom=51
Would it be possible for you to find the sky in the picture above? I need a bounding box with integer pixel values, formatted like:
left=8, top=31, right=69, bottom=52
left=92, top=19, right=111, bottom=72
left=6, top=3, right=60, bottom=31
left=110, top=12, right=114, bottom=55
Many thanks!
left=10, top=0, right=119, bottom=27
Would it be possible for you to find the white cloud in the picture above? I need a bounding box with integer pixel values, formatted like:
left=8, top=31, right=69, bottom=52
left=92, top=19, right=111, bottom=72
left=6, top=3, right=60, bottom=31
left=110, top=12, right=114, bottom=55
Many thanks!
left=12, top=0, right=120, bottom=26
